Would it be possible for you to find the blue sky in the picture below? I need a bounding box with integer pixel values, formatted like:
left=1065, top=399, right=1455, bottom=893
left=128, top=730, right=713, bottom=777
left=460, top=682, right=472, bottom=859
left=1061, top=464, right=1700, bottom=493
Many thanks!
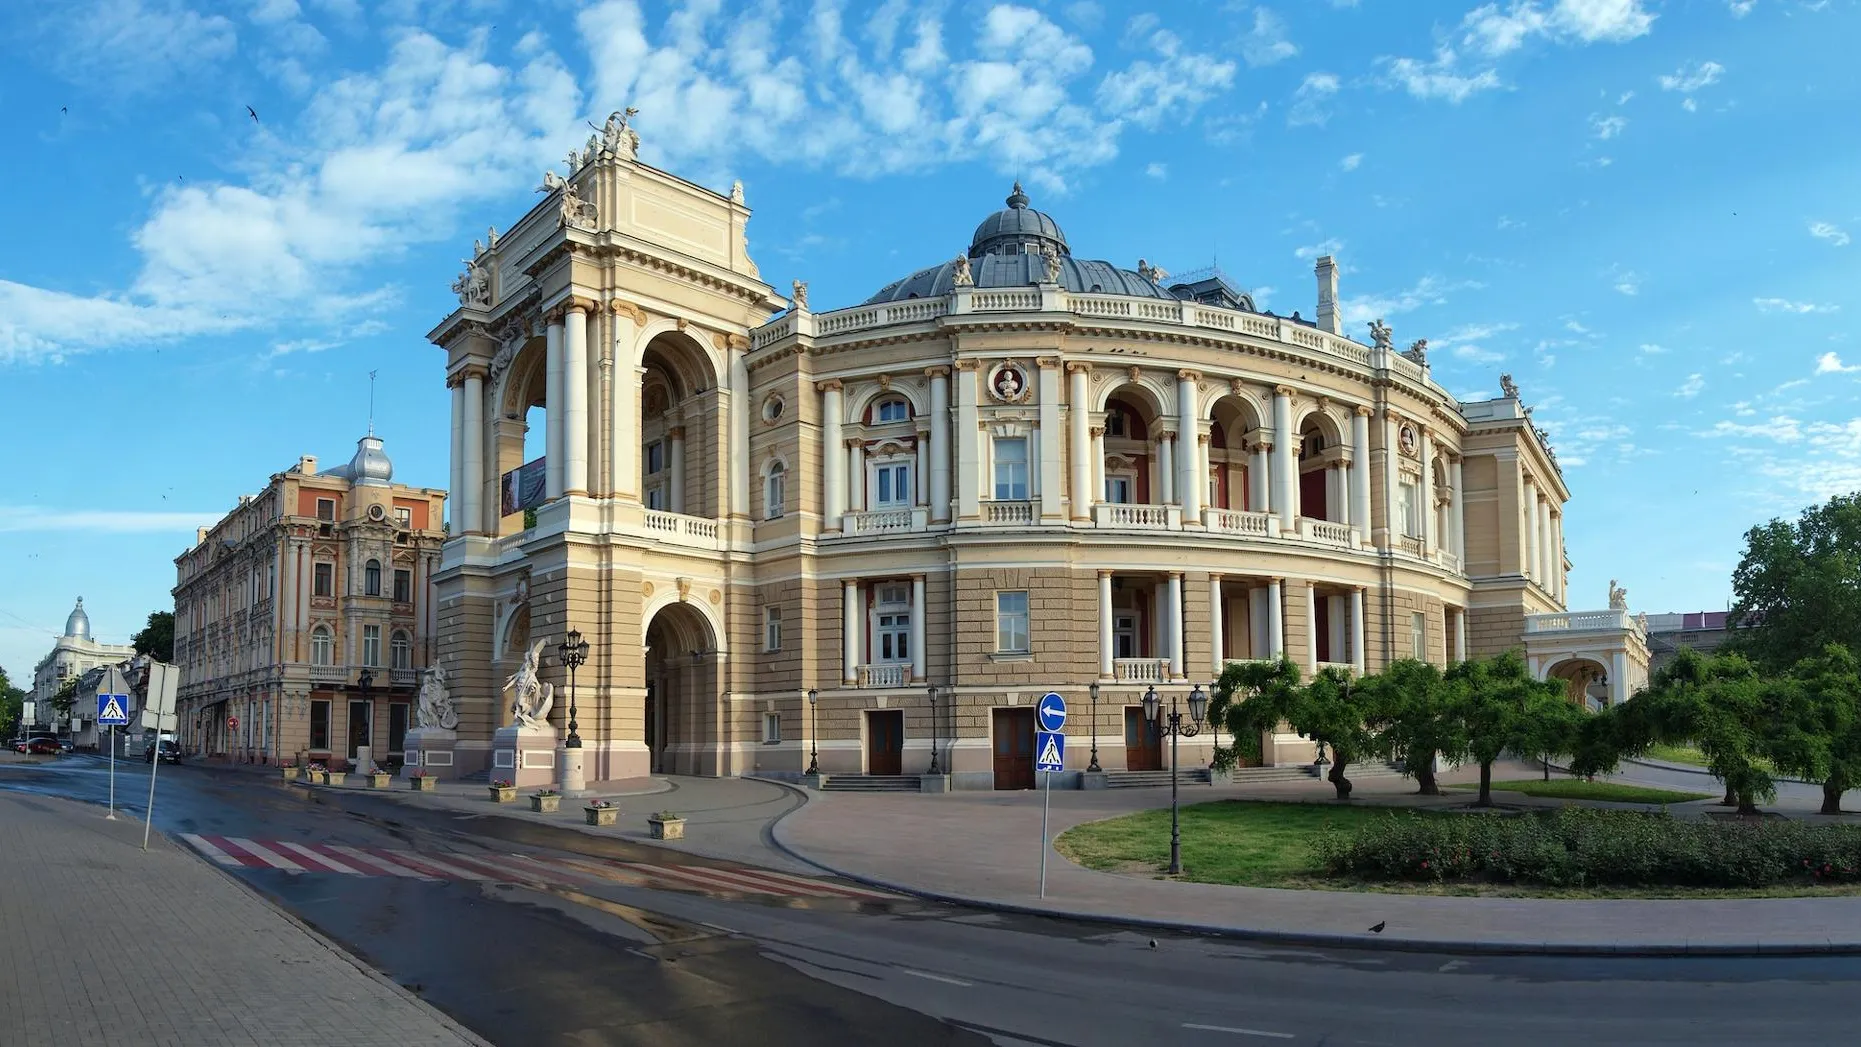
left=2, top=0, right=1857, bottom=681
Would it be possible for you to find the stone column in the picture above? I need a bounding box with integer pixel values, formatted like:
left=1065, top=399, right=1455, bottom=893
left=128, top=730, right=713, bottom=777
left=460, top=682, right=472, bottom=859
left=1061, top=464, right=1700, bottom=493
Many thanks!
left=1272, top=386, right=1296, bottom=532
left=1551, top=511, right=1564, bottom=602
left=1450, top=456, right=1466, bottom=563
left=449, top=379, right=464, bottom=532
left=1091, top=426, right=1106, bottom=504
left=914, top=429, right=929, bottom=506
left=846, top=438, right=866, bottom=514
left=842, top=580, right=860, bottom=685
left=1208, top=574, right=1225, bottom=677
left=1305, top=583, right=1320, bottom=677
left=1068, top=363, right=1092, bottom=521
left=1611, top=649, right=1630, bottom=706
left=910, top=575, right=926, bottom=683
left=611, top=302, right=643, bottom=500
left=1453, top=608, right=1468, bottom=662
left=1350, top=407, right=1372, bottom=544
left=1350, top=587, right=1366, bottom=674
left=955, top=361, right=980, bottom=520
left=544, top=316, right=564, bottom=501
left=1157, top=432, right=1175, bottom=506
left=1098, top=570, right=1114, bottom=680
left=1418, top=426, right=1435, bottom=552
left=1266, top=577, right=1284, bottom=659
left=1537, top=488, right=1551, bottom=586
left=729, top=348, right=750, bottom=518
left=462, top=370, right=484, bottom=534
left=819, top=380, right=844, bottom=530
left=1249, top=440, right=1270, bottom=514
left=1167, top=572, right=1185, bottom=681
left=927, top=367, right=952, bottom=522
left=563, top=303, right=590, bottom=496
left=668, top=426, right=686, bottom=514
left=1177, top=371, right=1202, bottom=521
left=1038, top=358, right=1062, bottom=520
left=1523, top=479, right=1539, bottom=582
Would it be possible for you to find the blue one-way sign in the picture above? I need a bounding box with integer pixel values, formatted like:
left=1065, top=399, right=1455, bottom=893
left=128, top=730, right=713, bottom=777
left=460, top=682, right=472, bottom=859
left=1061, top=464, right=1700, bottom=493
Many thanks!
left=1035, top=730, right=1065, bottom=773
left=1036, top=692, right=1067, bottom=733
left=97, top=693, right=130, bottom=726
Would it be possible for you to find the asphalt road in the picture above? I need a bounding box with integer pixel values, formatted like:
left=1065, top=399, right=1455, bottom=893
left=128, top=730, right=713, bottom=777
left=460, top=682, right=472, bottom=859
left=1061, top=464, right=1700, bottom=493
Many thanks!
left=7, top=754, right=1861, bottom=1047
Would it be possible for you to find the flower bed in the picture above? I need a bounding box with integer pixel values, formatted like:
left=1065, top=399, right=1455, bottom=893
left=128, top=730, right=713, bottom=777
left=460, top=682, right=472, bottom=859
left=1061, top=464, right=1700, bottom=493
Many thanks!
left=1315, top=808, right=1861, bottom=889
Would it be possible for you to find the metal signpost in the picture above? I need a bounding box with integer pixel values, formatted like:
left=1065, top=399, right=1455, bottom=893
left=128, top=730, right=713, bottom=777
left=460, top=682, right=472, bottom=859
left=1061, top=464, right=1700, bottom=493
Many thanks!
left=141, top=661, right=179, bottom=851
left=97, top=678, right=131, bottom=820
left=1035, top=692, right=1067, bottom=898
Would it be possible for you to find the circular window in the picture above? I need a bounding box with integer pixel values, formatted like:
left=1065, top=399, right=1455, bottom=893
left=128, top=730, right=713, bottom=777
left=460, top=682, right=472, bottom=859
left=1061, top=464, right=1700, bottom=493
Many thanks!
left=762, top=395, right=786, bottom=423
left=367, top=503, right=387, bottom=522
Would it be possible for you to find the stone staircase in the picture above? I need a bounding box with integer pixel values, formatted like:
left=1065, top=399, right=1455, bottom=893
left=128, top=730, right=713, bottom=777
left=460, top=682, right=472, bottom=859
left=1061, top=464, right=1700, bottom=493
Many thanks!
left=821, top=774, right=923, bottom=793
left=1102, top=768, right=1213, bottom=789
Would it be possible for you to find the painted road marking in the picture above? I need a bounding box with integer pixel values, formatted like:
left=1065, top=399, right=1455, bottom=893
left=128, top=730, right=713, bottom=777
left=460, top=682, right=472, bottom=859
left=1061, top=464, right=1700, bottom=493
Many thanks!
left=899, top=969, right=972, bottom=987
left=325, top=844, right=435, bottom=879
left=271, top=841, right=365, bottom=875
left=223, top=837, right=308, bottom=872
left=1182, top=1023, right=1296, bottom=1039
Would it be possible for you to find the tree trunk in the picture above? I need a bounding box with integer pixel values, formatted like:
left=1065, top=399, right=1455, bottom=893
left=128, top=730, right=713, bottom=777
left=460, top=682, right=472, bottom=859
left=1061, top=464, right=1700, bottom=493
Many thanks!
left=1737, top=789, right=1760, bottom=817
left=1329, top=758, right=1353, bottom=801
left=1822, top=781, right=1846, bottom=816
left=1414, top=758, right=1441, bottom=796
left=1476, top=760, right=1494, bottom=807
left=1719, top=783, right=1737, bottom=807
left=1542, top=753, right=1552, bottom=781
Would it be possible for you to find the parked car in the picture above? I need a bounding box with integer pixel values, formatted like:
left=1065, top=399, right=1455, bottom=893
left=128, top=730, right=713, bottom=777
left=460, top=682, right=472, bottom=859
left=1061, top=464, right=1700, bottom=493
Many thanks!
left=8, top=738, right=26, bottom=754
left=57, top=739, right=74, bottom=754
left=144, top=740, right=182, bottom=765
left=26, top=738, right=62, bottom=755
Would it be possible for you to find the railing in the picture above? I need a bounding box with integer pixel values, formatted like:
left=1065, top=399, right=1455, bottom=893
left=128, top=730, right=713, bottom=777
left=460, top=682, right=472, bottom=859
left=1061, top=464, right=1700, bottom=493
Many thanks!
left=815, top=298, right=947, bottom=335
left=642, top=510, right=721, bottom=549
left=310, top=666, right=346, bottom=684
left=1317, top=661, right=1359, bottom=675
left=843, top=507, right=927, bottom=535
left=390, top=668, right=417, bottom=687
left=984, top=500, right=1036, bottom=524
left=857, top=664, right=909, bottom=688
left=1526, top=609, right=1635, bottom=634
left=1438, top=551, right=1462, bottom=573
left=1113, top=658, right=1171, bottom=683
left=750, top=312, right=796, bottom=350
left=1301, top=518, right=1354, bottom=546
left=1223, top=657, right=1273, bottom=672
left=1398, top=535, right=1425, bottom=557
left=1203, top=508, right=1273, bottom=535
left=1093, top=503, right=1178, bottom=530
left=971, top=290, right=1041, bottom=311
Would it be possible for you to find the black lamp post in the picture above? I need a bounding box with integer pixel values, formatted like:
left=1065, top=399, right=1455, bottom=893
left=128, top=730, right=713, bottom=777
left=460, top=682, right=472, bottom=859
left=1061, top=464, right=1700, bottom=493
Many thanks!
left=927, top=684, right=940, bottom=775
left=1086, top=681, right=1102, bottom=772
left=1143, top=681, right=1208, bottom=877
left=558, top=628, right=589, bottom=749
left=806, top=688, right=820, bottom=776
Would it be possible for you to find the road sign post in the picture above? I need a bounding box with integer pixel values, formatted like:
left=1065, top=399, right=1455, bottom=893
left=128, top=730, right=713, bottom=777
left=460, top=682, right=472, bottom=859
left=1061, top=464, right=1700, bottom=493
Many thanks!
left=142, top=661, right=178, bottom=851
left=1035, top=692, right=1068, bottom=899
left=98, top=675, right=130, bottom=821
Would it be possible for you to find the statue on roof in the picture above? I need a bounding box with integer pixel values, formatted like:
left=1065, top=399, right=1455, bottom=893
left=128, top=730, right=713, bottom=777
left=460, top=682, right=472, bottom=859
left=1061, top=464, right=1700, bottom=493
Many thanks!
left=1368, top=318, right=1392, bottom=351
left=1136, top=258, right=1168, bottom=284
left=1403, top=338, right=1429, bottom=365
left=730, top=179, right=744, bottom=204
left=451, top=258, right=492, bottom=308
left=537, top=169, right=566, bottom=194
left=1608, top=580, right=1628, bottom=611
left=1500, top=372, right=1520, bottom=399
left=791, top=280, right=809, bottom=310
left=1040, top=241, right=1063, bottom=284
left=559, top=180, right=598, bottom=231
left=601, top=107, right=641, bottom=160
left=951, top=254, right=973, bottom=287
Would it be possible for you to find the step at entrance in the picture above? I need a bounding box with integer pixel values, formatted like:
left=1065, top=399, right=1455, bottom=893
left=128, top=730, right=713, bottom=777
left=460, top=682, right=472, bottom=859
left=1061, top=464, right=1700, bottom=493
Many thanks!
left=821, top=774, right=923, bottom=793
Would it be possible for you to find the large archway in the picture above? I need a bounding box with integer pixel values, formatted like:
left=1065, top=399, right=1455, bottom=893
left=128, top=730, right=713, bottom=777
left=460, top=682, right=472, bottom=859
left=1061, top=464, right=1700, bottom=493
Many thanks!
left=1546, top=656, right=1609, bottom=709
left=643, top=600, right=721, bottom=775
left=637, top=332, right=722, bottom=518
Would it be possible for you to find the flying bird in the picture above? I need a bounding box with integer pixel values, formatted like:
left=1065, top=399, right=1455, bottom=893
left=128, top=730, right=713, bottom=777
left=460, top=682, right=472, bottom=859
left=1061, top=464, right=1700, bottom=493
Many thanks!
left=60, top=106, right=67, bottom=115
left=1369, top=921, right=1386, bottom=934
left=246, top=105, right=260, bottom=123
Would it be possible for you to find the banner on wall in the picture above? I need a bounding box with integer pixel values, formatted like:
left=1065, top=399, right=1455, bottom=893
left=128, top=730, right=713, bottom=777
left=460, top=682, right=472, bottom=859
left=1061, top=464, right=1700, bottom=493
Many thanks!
left=501, top=457, right=547, bottom=516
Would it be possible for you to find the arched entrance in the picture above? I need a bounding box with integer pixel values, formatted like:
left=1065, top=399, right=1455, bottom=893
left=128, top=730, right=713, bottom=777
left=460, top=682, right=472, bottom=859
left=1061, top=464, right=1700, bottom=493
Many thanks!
left=643, top=601, right=720, bottom=775
left=1546, top=657, right=1609, bottom=709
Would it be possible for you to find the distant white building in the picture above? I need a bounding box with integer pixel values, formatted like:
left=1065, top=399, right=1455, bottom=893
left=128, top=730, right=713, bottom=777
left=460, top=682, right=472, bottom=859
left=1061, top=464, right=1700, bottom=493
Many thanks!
left=29, top=598, right=135, bottom=736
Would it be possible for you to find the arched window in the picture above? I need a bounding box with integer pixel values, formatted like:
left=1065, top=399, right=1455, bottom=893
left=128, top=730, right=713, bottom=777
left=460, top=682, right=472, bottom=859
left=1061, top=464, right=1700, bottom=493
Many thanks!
left=390, top=631, right=412, bottom=670
left=875, top=397, right=910, bottom=424
left=364, top=559, right=382, bottom=596
left=310, top=626, right=333, bottom=666
left=764, top=461, right=786, bottom=520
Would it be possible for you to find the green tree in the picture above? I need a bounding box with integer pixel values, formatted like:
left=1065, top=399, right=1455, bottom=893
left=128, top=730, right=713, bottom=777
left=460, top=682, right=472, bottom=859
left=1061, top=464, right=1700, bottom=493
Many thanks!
left=0, top=666, right=24, bottom=737
left=1361, top=659, right=1464, bottom=796
left=1766, top=645, right=1861, bottom=815
left=1728, top=494, right=1861, bottom=672
left=51, top=676, right=79, bottom=717
left=1636, top=648, right=1777, bottom=815
left=131, top=611, right=175, bottom=663
left=1216, top=658, right=1376, bottom=800
left=1448, top=651, right=1572, bottom=807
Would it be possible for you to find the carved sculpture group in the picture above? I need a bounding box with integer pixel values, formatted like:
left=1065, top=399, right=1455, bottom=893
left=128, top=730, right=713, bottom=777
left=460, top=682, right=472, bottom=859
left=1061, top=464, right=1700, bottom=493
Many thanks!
left=415, top=662, right=460, bottom=731
left=506, top=639, right=556, bottom=730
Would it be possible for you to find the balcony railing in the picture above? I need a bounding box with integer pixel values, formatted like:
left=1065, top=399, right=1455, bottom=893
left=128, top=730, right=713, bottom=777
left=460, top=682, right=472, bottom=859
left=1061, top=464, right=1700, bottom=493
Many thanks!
left=309, top=666, right=346, bottom=684
left=983, top=500, right=1036, bottom=524
left=1203, top=508, right=1272, bottom=535
left=856, top=663, right=909, bottom=688
left=1112, top=658, right=1170, bottom=683
left=643, top=510, right=721, bottom=550
left=1398, top=535, right=1425, bottom=557
left=1300, top=518, right=1354, bottom=546
left=843, top=506, right=928, bottom=535
left=1526, top=609, right=1639, bottom=634
left=390, top=668, right=417, bottom=687
left=1093, top=503, right=1180, bottom=530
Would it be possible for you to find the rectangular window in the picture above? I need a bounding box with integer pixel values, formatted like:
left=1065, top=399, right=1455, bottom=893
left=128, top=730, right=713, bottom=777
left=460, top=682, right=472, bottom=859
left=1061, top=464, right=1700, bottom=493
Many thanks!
left=993, top=437, right=1029, bottom=500
left=309, top=700, right=331, bottom=750
left=645, top=441, right=665, bottom=475
left=1411, top=612, right=1427, bottom=661
left=874, top=463, right=910, bottom=507
left=1398, top=480, right=1421, bottom=537
left=394, top=506, right=411, bottom=528
left=315, top=498, right=335, bottom=522
left=876, top=399, right=909, bottom=424
left=1115, top=615, right=1138, bottom=659
left=762, top=713, right=781, bottom=744
left=393, top=569, right=412, bottom=603
left=645, top=486, right=666, bottom=511
left=362, top=625, right=381, bottom=668
left=765, top=468, right=785, bottom=519
left=877, top=612, right=910, bottom=662
left=764, top=607, right=783, bottom=652
left=1105, top=475, right=1133, bottom=504
left=996, top=591, right=1030, bottom=653
left=313, top=562, right=333, bottom=597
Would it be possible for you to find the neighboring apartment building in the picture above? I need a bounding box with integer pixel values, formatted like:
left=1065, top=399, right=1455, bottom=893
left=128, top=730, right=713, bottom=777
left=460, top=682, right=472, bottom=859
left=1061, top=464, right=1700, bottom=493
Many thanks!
left=172, top=434, right=446, bottom=768
left=28, top=598, right=134, bottom=735
left=1644, top=611, right=1735, bottom=675
left=425, top=118, right=1646, bottom=788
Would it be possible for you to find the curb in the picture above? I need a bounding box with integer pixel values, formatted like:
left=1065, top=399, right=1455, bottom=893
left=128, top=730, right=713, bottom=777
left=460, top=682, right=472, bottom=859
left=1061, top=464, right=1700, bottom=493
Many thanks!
left=762, top=792, right=1861, bottom=959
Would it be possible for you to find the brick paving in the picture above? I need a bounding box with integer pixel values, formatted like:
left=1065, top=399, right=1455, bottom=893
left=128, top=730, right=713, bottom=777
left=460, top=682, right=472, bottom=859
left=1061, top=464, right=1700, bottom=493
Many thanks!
left=0, top=791, right=487, bottom=1047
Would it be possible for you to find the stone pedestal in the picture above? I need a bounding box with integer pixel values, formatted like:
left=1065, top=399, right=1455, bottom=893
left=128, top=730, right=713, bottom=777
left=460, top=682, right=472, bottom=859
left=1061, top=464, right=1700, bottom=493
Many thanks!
left=918, top=774, right=950, bottom=794
left=354, top=745, right=372, bottom=775
left=402, top=728, right=458, bottom=778
left=1079, top=771, right=1109, bottom=790
left=492, top=725, right=559, bottom=788
left=559, top=745, right=587, bottom=796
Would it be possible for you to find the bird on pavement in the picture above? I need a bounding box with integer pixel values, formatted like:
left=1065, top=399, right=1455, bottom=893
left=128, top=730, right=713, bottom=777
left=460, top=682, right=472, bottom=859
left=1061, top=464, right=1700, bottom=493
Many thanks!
left=246, top=105, right=260, bottom=123
left=1369, top=921, right=1386, bottom=934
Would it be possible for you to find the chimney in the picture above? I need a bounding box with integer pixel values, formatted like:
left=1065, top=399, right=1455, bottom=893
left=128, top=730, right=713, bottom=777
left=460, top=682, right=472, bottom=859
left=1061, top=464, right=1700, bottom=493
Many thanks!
left=1315, top=255, right=1341, bottom=335
left=196, top=527, right=209, bottom=546
left=299, top=455, right=318, bottom=475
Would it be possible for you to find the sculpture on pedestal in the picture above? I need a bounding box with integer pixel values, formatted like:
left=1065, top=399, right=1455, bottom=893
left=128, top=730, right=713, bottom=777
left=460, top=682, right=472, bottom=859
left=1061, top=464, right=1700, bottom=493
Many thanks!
left=416, top=663, right=459, bottom=731
left=1368, top=318, right=1393, bottom=351
left=1608, top=580, right=1629, bottom=610
left=951, top=254, right=973, bottom=287
left=506, top=640, right=556, bottom=729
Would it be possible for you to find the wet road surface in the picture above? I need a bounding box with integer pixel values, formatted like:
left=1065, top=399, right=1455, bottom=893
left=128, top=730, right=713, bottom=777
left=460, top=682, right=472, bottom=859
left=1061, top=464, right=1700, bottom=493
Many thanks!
left=7, top=754, right=1861, bottom=1047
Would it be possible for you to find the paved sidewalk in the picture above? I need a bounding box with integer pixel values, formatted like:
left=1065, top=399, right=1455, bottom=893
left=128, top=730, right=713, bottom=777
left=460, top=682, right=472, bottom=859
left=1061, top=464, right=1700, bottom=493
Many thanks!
left=0, top=791, right=487, bottom=1047
left=770, top=763, right=1861, bottom=956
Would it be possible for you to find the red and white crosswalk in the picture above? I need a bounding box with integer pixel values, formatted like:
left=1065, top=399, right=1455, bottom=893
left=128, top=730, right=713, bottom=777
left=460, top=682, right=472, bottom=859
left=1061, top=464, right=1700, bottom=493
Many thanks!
left=177, top=834, right=895, bottom=902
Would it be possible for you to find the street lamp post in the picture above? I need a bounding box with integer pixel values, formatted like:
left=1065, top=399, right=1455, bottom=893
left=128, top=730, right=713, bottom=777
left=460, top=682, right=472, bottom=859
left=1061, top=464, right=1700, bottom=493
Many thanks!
left=806, top=688, right=820, bottom=776
left=927, top=684, right=940, bottom=776
left=1142, top=681, right=1208, bottom=877
left=558, top=629, right=589, bottom=749
left=1086, top=681, right=1102, bottom=773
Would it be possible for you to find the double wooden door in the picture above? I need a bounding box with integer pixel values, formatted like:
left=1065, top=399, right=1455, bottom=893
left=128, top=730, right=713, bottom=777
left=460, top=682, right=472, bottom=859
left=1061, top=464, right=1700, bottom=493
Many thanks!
left=1124, top=707, right=1163, bottom=771
left=867, top=711, right=903, bottom=776
left=992, top=709, right=1035, bottom=790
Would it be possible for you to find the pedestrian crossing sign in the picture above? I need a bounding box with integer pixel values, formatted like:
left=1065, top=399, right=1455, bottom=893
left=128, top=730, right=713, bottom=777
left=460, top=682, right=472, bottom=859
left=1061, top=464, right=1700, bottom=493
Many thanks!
left=97, top=694, right=130, bottom=726
left=1035, top=730, right=1064, bottom=773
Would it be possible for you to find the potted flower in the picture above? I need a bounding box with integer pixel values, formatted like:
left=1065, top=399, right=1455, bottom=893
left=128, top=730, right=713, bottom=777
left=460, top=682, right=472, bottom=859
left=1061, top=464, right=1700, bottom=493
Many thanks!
left=647, top=810, right=684, bottom=840
left=280, top=763, right=301, bottom=782
left=530, top=788, right=561, bottom=813
left=367, top=763, right=392, bottom=789
left=305, top=762, right=328, bottom=785
left=325, top=765, right=348, bottom=787
left=407, top=769, right=438, bottom=792
left=583, top=799, right=619, bottom=826
left=488, top=778, right=516, bottom=803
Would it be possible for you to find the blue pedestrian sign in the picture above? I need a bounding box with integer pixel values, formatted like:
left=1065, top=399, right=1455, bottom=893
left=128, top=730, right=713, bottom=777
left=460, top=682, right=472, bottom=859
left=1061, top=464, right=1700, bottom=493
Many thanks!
left=1036, top=692, right=1067, bottom=733
left=1035, top=730, right=1065, bottom=773
left=97, top=693, right=130, bottom=727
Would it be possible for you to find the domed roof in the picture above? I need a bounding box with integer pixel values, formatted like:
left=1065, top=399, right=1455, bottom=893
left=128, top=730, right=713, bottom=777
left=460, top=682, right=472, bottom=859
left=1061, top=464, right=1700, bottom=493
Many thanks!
left=968, top=182, right=1069, bottom=258
left=64, top=597, right=90, bottom=640
left=327, top=434, right=394, bottom=487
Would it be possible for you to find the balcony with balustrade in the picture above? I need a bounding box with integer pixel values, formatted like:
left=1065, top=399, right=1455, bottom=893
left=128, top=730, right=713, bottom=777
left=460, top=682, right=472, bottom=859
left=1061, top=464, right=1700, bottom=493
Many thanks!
left=1111, top=658, right=1171, bottom=684
left=1093, top=503, right=1181, bottom=530
left=842, top=507, right=930, bottom=536
left=856, top=663, right=910, bottom=688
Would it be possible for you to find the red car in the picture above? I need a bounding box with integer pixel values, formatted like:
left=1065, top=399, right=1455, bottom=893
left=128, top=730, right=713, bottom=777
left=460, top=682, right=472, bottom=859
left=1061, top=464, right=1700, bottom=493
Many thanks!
left=25, top=738, right=62, bottom=755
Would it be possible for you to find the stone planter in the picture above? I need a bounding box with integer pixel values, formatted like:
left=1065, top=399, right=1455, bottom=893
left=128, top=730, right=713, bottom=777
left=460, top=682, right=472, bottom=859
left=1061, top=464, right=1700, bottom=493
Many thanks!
left=280, top=766, right=300, bottom=782
left=325, top=772, right=347, bottom=787
left=409, top=776, right=437, bottom=792
left=530, top=794, right=561, bottom=814
left=368, top=773, right=392, bottom=789
left=584, top=806, right=618, bottom=826
left=648, top=816, right=685, bottom=840
left=489, top=786, right=516, bottom=803
left=307, top=771, right=328, bottom=785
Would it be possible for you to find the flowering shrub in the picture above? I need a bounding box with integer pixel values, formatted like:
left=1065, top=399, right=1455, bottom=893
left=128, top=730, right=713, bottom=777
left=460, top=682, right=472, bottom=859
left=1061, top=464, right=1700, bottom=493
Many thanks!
left=1313, top=808, right=1861, bottom=888
left=586, top=800, right=614, bottom=809
left=491, top=778, right=513, bottom=789
left=407, top=769, right=429, bottom=779
left=651, top=811, right=680, bottom=821
left=307, top=763, right=328, bottom=773
left=534, top=788, right=558, bottom=797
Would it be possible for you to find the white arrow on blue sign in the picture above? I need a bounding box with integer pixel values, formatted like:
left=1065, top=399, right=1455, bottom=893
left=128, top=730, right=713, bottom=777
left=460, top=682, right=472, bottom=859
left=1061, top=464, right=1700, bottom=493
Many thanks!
left=1035, top=730, right=1065, bottom=773
left=1036, top=692, right=1067, bottom=733
left=97, top=694, right=130, bottom=726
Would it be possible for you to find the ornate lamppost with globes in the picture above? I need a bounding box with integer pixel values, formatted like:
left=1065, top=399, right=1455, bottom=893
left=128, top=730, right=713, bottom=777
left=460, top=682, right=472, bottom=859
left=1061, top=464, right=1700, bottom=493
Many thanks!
left=806, top=688, right=820, bottom=777
left=1142, top=681, right=1208, bottom=877
left=557, top=629, right=590, bottom=793
left=927, top=684, right=941, bottom=776
left=1086, top=681, right=1102, bottom=773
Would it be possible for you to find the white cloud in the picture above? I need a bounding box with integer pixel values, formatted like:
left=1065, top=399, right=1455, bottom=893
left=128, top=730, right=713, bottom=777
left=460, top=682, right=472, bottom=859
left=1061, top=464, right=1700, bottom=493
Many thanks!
left=1613, top=270, right=1640, bottom=295
left=1728, top=0, right=1756, bottom=15
left=1497, top=215, right=1524, bottom=230
left=1240, top=7, right=1299, bottom=67
left=1144, top=162, right=1167, bottom=179
left=1288, top=72, right=1340, bottom=126
left=1676, top=373, right=1705, bottom=398
left=1294, top=238, right=1345, bottom=261
left=1099, top=18, right=1238, bottom=128
left=1809, top=221, right=1851, bottom=246
left=1816, top=352, right=1861, bottom=374
left=1682, top=97, right=1698, bottom=112
left=1754, top=297, right=1840, bottom=314
left=1381, top=47, right=1503, bottom=103
left=1460, top=0, right=1655, bottom=57
left=1658, top=60, right=1725, bottom=94
left=1339, top=152, right=1364, bottom=171
left=0, top=506, right=225, bottom=534
left=1590, top=113, right=1627, bottom=139
left=50, top=0, right=238, bottom=91
left=1341, top=276, right=1485, bottom=327
left=1639, top=342, right=1668, bottom=354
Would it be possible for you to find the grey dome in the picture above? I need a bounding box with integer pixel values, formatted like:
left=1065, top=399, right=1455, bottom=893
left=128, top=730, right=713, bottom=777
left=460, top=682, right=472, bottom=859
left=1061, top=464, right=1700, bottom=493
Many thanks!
left=968, top=182, right=1069, bottom=258
left=328, top=434, right=394, bottom=487
left=64, top=597, right=90, bottom=640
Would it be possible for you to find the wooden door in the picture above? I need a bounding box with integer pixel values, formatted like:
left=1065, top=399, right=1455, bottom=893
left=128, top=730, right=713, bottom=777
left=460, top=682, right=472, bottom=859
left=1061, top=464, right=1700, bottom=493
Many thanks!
left=992, top=709, right=1035, bottom=790
left=867, top=711, right=903, bottom=775
left=1124, top=707, right=1162, bottom=771
left=1299, top=467, right=1326, bottom=520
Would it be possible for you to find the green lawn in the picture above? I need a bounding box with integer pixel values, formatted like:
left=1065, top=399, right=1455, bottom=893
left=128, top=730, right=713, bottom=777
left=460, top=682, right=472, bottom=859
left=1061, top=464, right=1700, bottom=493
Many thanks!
left=1643, top=743, right=1772, bottom=774
left=1446, top=778, right=1713, bottom=804
left=1055, top=800, right=1406, bottom=886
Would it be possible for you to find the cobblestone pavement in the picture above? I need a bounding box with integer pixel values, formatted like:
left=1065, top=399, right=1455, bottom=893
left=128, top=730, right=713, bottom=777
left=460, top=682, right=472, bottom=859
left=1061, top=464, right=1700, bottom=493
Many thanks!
left=0, top=791, right=488, bottom=1047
